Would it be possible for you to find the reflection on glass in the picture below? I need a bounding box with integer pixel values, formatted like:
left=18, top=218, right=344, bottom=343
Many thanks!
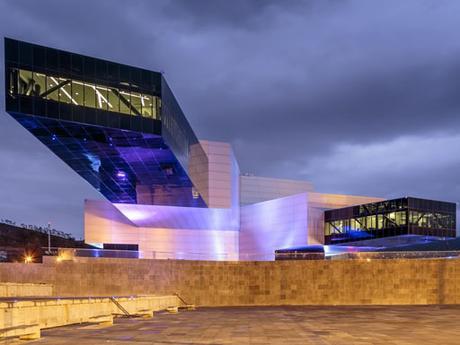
left=12, top=68, right=159, bottom=119
left=409, top=211, right=454, bottom=229
left=9, top=69, right=17, bottom=94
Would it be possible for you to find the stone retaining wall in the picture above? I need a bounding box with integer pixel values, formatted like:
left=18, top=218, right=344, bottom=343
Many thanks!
left=0, top=282, right=53, bottom=297
left=1, top=257, right=460, bottom=306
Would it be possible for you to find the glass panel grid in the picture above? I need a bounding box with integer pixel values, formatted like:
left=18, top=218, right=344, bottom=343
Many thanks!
left=13, top=68, right=159, bottom=119
left=325, top=197, right=456, bottom=244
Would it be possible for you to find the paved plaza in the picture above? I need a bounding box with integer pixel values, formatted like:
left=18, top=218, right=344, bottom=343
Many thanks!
left=18, top=305, right=460, bottom=345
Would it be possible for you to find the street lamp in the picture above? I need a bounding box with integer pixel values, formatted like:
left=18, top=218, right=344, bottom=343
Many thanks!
left=47, top=221, right=51, bottom=254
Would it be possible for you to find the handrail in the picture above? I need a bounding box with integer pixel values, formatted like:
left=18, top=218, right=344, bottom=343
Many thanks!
left=174, top=292, right=190, bottom=306
left=109, top=297, right=130, bottom=317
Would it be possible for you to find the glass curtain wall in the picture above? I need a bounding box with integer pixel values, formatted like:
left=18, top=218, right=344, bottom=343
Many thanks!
left=12, top=68, right=159, bottom=119
left=324, top=197, right=456, bottom=244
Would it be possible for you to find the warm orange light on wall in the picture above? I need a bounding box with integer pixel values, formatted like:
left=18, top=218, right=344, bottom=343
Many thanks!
left=24, top=255, right=33, bottom=264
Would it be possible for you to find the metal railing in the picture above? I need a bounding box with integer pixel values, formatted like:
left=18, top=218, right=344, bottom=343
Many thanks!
left=0, top=219, right=75, bottom=240
left=151, top=251, right=240, bottom=261
left=328, top=250, right=460, bottom=260
left=42, top=247, right=460, bottom=262
left=44, top=247, right=141, bottom=260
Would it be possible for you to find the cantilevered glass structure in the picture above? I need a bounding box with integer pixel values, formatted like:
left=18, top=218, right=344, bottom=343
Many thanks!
left=324, top=197, right=456, bottom=244
left=4, top=38, right=207, bottom=207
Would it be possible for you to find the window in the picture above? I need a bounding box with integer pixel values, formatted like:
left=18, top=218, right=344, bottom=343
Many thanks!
left=141, top=94, right=155, bottom=118
left=119, top=90, right=131, bottom=115
left=33, top=72, right=46, bottom=96
left=366, top=215, right=376, bottom=229
left=84, top=82, right=96, bottom=108
left=46, top=75, right=60, bottom=102
left=18, top=70, right=34, bottom=95
left=11, top=68, right=159, bottom=119
left=395, top=211, right=406, bottom=226
left=131, top=91, right=142, bottom=116
left=95, top=85, right=109, bottom=110
left=71, top=80, right=84, bottom=105
left=58, top=78, right=72, bottom=104
left=108, top=88, right=120, bottom=113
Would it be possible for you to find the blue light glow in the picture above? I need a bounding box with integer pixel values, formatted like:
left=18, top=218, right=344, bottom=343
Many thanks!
left=84, top=153, right=101, bottom=173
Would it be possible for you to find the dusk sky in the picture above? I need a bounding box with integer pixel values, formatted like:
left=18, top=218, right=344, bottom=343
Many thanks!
left=0, top=0, right=459, bottom=238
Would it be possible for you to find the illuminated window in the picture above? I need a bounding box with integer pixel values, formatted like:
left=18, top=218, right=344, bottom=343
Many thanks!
left=71, top=80, right=84, bottom=105
left=18, top=70, right=34, bottom=95
left=395, top=211, right=406, bottom=226
left=141, top=94, right=153, bottom=118
left=366, top=215, right=376, bottom=229
left=131, top=91, right=142, bottom=116
left=58, top=77, right=73, bottom=104
left=33, top=72, right=46, bottom=97
left=46, top=75, right=60, bottom=102
left=95, top=85, right=109, bottom=110
left=119, top=90, right=131, bottom=115
left=108, top=88, right=120, bottom=113
left=84, top=82, right=96, bottom=108
left=12, top=68, right=159, bottom=119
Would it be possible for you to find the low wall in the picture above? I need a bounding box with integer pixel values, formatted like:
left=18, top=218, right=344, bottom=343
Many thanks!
left=0, top=257, right=459, bottom=306
left=0, top=295, right=179, bottom=340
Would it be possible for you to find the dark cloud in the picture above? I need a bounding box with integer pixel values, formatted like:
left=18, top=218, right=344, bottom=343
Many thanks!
left=161, top=0, right=311, bottom=30
left=0, top=0, right=459, bottom=236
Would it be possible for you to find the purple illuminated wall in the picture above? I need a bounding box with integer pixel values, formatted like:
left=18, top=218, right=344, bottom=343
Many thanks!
left=85, top=200, right=239, bottom=260
left=239, top=193, right=309, bottom=260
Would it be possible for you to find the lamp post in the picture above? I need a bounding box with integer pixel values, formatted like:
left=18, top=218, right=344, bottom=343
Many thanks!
left=47, top=222, right=51, bottom=254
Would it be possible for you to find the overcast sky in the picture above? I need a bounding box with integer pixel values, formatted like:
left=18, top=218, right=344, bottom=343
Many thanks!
left=0, top=0, right=459, bottom=237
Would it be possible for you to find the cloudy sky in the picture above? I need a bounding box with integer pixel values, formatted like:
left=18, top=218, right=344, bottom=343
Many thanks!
left=0, top=0, right=459, bottom=237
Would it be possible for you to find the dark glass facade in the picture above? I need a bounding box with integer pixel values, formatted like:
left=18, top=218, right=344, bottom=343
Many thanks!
left=324, top=197, right=456, bottom=244
left=4, top=38, right=207, bottom=207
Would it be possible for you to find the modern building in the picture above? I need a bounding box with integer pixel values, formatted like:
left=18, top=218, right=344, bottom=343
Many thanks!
left=324, top=197, right=456, bottom=245
left=3, top=38, right=456, bottom=260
